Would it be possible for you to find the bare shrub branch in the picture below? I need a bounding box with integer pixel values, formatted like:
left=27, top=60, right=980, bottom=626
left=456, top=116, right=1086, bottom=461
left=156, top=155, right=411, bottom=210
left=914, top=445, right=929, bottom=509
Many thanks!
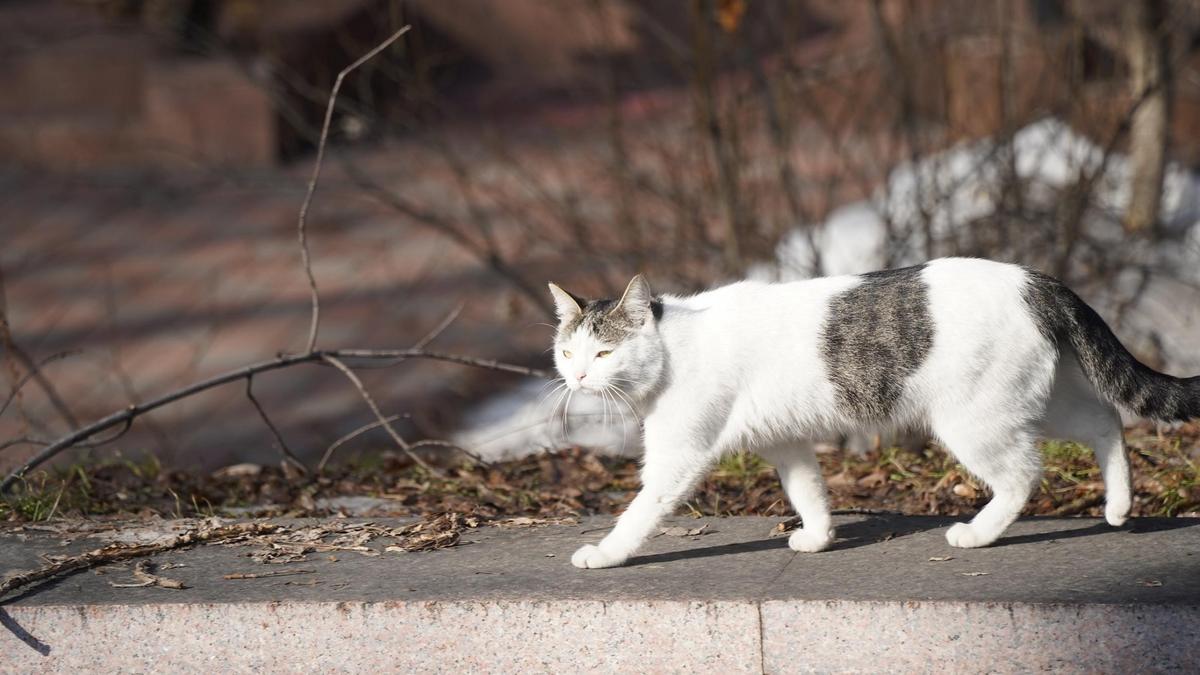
left=245, top=376, right=307, bottom=474
left=0, top=349, right=548, bottom=493
left=320, top=353, right=439, bottom=475
left=297, top=25, right=412, bottom=353
left=0, top=351, right=77, bottom=421
left=317, top=413, right=405, bottom=473
left=0, top=522, right=281, bottom=601
left=0, top=271, right=80, bottom=431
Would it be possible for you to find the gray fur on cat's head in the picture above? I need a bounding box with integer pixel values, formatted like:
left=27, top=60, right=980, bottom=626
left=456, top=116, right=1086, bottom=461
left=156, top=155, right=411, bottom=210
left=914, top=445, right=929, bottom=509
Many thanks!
left=548, top=275, right=665, bottom=398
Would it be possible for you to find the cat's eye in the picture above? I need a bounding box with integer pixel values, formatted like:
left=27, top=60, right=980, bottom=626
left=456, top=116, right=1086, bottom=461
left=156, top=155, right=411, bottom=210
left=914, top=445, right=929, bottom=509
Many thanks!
left=562, top=349, right=573, bottom=359
left=596, top=350, right=612, bottom=358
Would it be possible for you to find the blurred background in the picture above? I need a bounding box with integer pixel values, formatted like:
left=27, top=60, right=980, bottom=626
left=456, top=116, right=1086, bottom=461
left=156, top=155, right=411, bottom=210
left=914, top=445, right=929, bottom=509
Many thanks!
left=3, top=0, right=1200, bottom=473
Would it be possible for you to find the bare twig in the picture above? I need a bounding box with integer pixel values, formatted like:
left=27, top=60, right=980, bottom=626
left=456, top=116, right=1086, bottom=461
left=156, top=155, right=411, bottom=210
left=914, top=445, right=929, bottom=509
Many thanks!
left=0, top=418, right=133, bottom=455
left=0, top=351, right=77, bottom=420
left=414, top=302, right=464, bottom=349
left=223, top=569, right=313, bottom=580
left=320, top=354, right=439, bottom=476
left=317, top=413, right=406, bottom=473
left=0, top=522, right=279, bottom=600
left=245, top=375, right=307, bottom=474
left=1049, top=492, right=1105, bottom=517
left=315, top=303, right=475, bottom=472
left=0, top=349, right=547, bottom=493
left=0, top=270, right=80, bottom=431
left=410, top=438, right=490, bottom=467
left=339, top=160, right=556, bottom=317
left=297, top=25, right=412, bottom=353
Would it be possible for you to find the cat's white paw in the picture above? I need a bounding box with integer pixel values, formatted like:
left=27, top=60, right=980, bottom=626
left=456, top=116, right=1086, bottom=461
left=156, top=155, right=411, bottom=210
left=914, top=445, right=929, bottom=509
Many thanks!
left=571, top=544, right=626, bottom=569
left=1105, top=499, right=1131, bottom=527
left=945, top=522, right=992, bottom=548
left=788, top=527, right=834, bottom=553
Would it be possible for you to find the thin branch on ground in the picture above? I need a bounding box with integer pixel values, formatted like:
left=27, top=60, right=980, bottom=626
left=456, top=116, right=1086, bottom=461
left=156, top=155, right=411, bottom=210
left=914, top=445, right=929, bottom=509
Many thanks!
left=410, top=438, right=490, bottom=466
left=0, top=521, right=280, bottom=601
left=297, top=25, right=412, bottom=353
left=1049, top=492, right=1105, bottom=517
left=245, top=375, right=307, bottom=474
left=223, top=569, right=313, bottom=580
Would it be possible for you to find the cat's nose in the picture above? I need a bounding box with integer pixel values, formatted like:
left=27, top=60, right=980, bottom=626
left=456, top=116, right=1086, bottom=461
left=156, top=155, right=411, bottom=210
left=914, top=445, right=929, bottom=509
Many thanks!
left=576, top=372, right=587, bottom=381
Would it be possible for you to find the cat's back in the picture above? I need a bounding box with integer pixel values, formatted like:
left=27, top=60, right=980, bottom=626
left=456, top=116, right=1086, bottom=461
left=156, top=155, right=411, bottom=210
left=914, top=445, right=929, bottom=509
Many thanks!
left=671, top=274, right=862, bottom=313
left=669, top=257, right=1036, bottom=333
left=664, top=275, right=863, bottom=350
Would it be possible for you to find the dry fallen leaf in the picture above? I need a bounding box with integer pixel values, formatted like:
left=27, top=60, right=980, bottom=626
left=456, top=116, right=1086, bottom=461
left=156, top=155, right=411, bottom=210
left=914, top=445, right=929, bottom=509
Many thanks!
left=109, top=560, right=186, bottom=589
left=660, top=524, right=710, bottom=537
left=857, top=469, right=888, bottom=489
left=496, top=516, right=578, bottom=528
left=960, top=571, right=990, bottom=577
left=212, top=463, right=263, bottom=479
left=928, top=556, right=953, bottom=562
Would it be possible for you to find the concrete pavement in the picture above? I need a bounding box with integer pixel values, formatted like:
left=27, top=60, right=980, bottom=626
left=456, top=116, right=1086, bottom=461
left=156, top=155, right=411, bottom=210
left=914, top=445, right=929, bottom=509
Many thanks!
left=3, top=513, right=1199, bottom=672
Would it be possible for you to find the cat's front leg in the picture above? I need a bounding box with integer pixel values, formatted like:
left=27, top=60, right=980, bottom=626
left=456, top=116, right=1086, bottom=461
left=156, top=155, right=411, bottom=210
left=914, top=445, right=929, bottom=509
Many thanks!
left=573, top=436, right=715, bottom=569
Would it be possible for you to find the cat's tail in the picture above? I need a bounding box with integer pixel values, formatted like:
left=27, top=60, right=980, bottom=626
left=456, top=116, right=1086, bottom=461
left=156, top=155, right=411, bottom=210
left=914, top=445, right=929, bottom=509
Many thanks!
left=1025, top=270, right=1200, bottom=422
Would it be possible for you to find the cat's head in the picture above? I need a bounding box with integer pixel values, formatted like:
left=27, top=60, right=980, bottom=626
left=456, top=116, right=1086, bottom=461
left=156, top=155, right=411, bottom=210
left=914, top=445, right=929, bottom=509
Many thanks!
left=548, top=275, right=665, bottom=399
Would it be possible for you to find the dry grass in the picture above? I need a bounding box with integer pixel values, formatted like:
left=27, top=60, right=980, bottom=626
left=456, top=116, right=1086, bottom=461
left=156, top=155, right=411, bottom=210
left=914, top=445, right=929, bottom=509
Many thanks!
left=2, top=422, right=1197, bottom=525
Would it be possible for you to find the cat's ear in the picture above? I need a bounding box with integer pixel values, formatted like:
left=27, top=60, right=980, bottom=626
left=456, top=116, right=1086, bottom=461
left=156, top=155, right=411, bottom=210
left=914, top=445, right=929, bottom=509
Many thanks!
left=614, top=274, right=653, bottom=324
left=548, top=283, right=583, bottom=322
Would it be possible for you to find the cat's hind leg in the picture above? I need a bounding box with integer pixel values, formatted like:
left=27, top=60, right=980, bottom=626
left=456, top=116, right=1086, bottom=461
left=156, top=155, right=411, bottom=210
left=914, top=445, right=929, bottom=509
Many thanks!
left=757, top=443, right=834, bottom=552
left=934, top=420, right=1041, bottom=549
left=1040, top=354, right=1131, bottom=526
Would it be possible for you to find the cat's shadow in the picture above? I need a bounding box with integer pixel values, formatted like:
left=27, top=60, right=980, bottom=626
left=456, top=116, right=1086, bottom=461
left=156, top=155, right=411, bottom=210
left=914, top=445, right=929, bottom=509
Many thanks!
left=622, top=515, right=1196, bottom=567
left=624, top=515, right=945, bottom=567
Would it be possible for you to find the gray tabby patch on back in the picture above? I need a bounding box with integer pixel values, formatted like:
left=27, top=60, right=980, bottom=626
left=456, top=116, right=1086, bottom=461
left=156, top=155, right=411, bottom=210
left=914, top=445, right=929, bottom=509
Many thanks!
left=559, top=298, right=663, bottom=343
left=821, top=264, right=935, bottom=421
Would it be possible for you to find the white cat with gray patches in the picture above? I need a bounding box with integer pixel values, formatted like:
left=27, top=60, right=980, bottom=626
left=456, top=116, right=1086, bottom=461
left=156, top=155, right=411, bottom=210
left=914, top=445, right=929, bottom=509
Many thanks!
left=548, top=257, right=1200, bottom=569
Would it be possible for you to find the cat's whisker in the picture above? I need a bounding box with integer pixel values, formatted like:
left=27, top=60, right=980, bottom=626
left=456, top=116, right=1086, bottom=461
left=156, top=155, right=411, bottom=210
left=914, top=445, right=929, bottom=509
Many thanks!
left=534, top=382, right=562, bottom=407
left=607, top=384, right=642, bottom=423
left=537, top=376, right=565, bottom=393
left=560, top=390, right=575, bottom=444
left=545, top=386, right=570, bottom=441
left=608, top=377, right=647, bottom=393
left=610, top=394, right=641, bottom=453
left=595, top=387, right=607, bottom=430
left=535, top=385, right=566, bottom=424
left=605, top=384, right=631, bottom=456
left=608, top=376, right=645, bottom=385
left=534, top=381, right=568, bottom=411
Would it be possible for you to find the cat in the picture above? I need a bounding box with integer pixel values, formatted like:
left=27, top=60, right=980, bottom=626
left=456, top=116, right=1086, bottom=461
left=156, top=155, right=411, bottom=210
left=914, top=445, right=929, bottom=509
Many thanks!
left=547, top=257, right=1200, bottom=569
